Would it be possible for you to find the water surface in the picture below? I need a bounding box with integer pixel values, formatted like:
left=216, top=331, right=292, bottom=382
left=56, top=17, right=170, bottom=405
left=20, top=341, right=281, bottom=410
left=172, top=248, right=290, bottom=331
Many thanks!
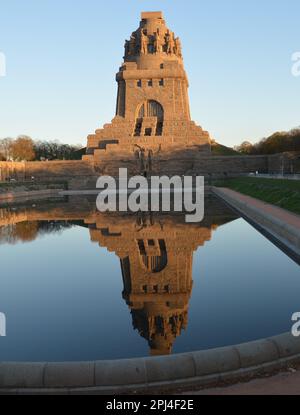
left=0, top=196, right=299, bottom=361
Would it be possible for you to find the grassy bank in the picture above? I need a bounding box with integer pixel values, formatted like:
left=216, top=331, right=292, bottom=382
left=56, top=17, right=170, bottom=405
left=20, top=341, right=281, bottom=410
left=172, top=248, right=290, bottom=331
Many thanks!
left=214, top=177, right=300, bottom=215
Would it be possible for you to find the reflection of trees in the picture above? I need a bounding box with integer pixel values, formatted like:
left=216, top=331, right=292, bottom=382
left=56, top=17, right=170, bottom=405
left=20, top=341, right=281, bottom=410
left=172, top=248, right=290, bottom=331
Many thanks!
left=12, top=222, right=38, bottom=242
left=0, top=221, right=79, bottom=244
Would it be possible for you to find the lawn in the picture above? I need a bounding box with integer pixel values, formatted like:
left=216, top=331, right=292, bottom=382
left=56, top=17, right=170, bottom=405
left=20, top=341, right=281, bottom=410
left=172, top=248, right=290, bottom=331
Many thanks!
left=214, top=177, right=300, bottom=215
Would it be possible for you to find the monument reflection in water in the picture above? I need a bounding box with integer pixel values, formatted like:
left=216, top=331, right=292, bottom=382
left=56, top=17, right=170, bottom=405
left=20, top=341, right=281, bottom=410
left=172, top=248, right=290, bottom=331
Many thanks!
left=0, top=195, right=237, bottom=357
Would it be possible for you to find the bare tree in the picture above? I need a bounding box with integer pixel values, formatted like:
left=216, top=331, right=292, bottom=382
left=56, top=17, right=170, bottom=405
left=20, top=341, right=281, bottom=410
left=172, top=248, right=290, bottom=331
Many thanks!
left=0, top=137, right=14, bottom=160
left=10, top=136, right=35, bottom=161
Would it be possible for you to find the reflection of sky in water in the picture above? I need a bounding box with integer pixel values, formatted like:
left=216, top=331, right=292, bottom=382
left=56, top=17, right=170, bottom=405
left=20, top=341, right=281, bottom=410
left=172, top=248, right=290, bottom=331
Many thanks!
left=0, top=216, right=299, bottom=362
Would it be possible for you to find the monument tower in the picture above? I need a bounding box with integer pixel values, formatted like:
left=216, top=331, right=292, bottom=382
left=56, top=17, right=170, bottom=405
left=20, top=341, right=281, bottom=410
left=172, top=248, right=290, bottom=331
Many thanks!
left=84, top=12, right=211, bottom=176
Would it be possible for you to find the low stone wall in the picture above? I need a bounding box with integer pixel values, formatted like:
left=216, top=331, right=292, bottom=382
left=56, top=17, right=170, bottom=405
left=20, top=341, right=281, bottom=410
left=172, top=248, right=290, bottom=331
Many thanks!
left=268, top=152, right=300, bottom=174
left=89, top=154, right=269, bottom=179
left=0, top=160, right=97, bottom=189
left=0, top=153, right=298, bottom=190
left=0, top=331, right=299, bottom=395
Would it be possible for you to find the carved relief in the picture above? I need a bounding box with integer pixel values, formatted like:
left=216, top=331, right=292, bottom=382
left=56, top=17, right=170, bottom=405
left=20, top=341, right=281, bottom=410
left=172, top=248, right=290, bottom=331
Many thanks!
left=124, top=25, right=182, bottom=58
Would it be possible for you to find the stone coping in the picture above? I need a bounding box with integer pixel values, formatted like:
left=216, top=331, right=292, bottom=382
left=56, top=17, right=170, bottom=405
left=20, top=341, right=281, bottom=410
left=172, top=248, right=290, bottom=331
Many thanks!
left=0, top=332, right=299, bottom=394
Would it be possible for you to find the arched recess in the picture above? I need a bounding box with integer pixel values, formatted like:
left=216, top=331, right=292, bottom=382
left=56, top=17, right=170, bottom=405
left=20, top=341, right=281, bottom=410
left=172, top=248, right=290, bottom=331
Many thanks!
left=134, top=100, right=164, bottom=137
left=138, top=239, right=168, bottom=273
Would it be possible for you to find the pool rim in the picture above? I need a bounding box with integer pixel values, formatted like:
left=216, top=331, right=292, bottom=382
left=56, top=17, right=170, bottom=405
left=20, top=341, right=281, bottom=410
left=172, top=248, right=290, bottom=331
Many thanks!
left=0, top=331, right=299, bottom=394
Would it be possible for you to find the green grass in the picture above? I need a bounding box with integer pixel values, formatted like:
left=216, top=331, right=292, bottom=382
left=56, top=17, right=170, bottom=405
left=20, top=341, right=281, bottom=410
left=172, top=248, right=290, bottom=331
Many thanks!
left=214, top=177, right=300, bottom=215
left=211, top=142, right=240, bottom=156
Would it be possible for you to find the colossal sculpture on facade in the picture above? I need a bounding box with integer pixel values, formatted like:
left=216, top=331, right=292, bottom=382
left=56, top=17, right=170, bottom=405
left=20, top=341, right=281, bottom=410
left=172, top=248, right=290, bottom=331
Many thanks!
left=174, top=37, right=182, bottom=58
left=129, top=34, right=137, bottom=56
left=140, top=30, right=148, bottom=55
left=165, top=30, right=175, bottom=55
left=154, top=30, right=163, bottom=54
left=84, top=12, right=212, bottom=177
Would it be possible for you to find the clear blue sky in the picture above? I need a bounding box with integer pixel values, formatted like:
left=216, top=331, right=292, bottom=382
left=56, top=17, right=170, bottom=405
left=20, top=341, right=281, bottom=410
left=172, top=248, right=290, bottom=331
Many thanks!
left=0, top=0, right=299, bottom=147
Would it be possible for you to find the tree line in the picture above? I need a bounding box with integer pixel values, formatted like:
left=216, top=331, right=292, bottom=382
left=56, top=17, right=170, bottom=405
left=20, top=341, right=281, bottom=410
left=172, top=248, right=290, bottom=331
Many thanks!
left=234, top=128, right=300, bottom=155
left=1, top=128, right=300, bottom=161
left=0, top=136, right=85, bottom=161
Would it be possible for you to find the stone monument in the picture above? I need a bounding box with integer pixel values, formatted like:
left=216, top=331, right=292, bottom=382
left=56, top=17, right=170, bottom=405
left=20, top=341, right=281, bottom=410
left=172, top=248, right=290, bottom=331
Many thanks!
left=83, top=12, right=212, bottom=177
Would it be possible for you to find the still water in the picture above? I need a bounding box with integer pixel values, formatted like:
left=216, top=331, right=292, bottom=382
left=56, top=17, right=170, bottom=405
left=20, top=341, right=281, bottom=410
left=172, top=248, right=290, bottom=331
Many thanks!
left=0, top=195, right=299, bottom=361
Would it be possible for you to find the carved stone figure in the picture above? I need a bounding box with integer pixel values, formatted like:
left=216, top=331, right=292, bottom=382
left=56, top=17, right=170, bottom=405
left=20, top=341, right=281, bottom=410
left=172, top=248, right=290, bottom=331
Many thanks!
left=141, top=31, right=148, bottom=55
left=129, top=34, right=136, bottom=56
left=154, top=30, right=162, bottom=54
left=174, top=37, right=182, bottom=58
left=165, top=30, right=174, bottom=55
left=124, top=40, right=130, bottom=57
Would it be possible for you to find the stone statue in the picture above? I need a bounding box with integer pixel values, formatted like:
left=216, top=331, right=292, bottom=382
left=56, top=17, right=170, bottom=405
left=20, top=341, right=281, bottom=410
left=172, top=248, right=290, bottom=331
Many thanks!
left=129, top=34, right=136, bottom=56
left=174, top=37, right=182, bottom=58
left=165, top=30, right=174, bottom=55
left=124, top=40, right=130, bottom=57
left=141, top=31, right=148, bottom=55
left=154, top=30, right=162, bottom=54
left=147, top=150, right=153, bottom=172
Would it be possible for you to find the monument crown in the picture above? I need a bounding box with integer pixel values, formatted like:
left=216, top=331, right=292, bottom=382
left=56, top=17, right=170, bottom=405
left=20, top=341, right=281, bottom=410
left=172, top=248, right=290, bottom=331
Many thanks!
left=141, top=11, right=163, bottom=20
left=124, top=10, right=182, bottom=63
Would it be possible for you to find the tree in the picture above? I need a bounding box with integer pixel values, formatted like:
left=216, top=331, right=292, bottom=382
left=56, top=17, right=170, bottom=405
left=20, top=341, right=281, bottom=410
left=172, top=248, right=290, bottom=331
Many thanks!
left=10, top=136, right=35, bottom=161
left=235, top=128, right=300, bottom=155
left=34, top=140, right=83, bottom=160
left=1, top=135, right=84, bottom=161
left=234, top=141, right=254, bottom=154
left=0, top=137, right=13, bottom=160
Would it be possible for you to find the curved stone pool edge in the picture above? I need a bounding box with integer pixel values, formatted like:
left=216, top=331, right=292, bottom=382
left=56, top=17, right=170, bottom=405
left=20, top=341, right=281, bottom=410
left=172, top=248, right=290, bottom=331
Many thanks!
left=0, top=332, right=299, bottom=394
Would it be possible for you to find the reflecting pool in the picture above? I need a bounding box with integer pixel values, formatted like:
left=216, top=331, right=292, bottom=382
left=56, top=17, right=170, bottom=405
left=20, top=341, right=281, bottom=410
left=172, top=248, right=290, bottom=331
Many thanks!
left=0, top=195, right=299, bottom=361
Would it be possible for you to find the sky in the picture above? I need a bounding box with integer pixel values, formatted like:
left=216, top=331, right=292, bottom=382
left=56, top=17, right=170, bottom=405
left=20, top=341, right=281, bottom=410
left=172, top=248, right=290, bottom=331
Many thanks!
left=0, top=0, right=299, bottom=147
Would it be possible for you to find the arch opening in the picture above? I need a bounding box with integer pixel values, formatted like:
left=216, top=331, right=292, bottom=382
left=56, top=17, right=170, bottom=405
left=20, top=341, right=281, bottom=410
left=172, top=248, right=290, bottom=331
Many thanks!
left=134, top=100, right=164, bottom=137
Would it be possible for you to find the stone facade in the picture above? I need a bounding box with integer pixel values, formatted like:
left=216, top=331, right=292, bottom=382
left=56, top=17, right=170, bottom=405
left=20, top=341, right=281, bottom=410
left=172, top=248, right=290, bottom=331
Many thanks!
left=83, top=11, right=212, bottom=176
